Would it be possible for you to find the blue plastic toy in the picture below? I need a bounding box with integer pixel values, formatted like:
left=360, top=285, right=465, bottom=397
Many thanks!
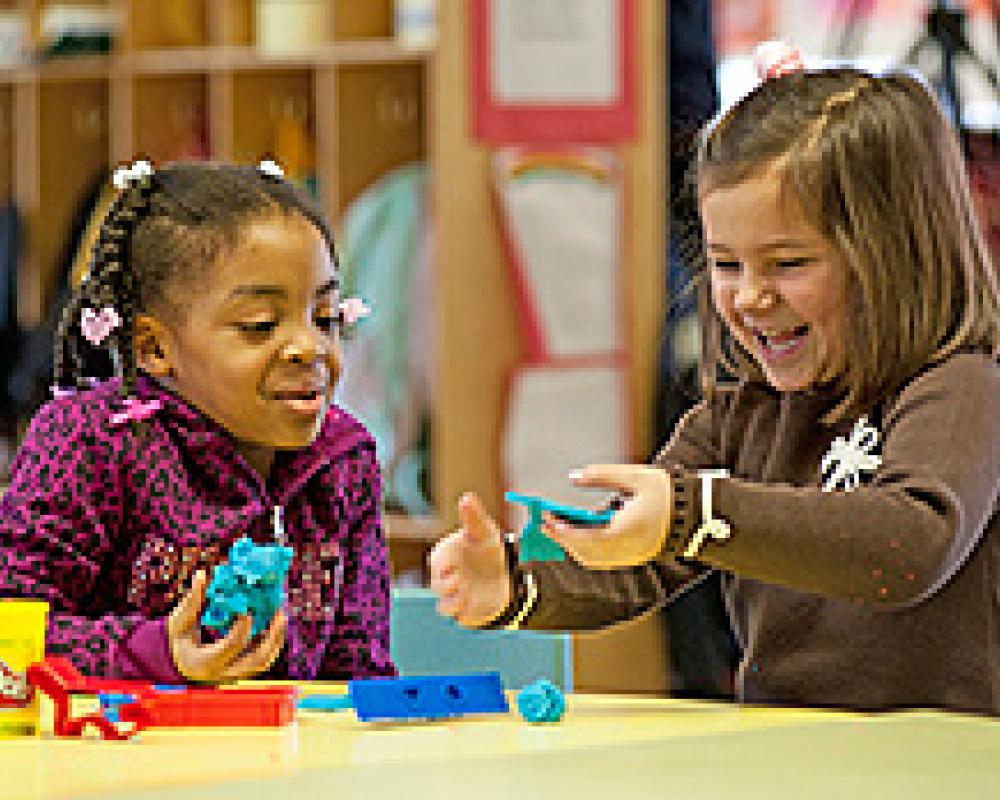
left=516, top=678, right=566, bottom=723
left=348, top=673, right=509, bottom=722
left=98, top=692, right=138, bottom=723
left=505, top=492, right=618, bottom=563
left=297, top=694, right=354, bottom=712
left=200, top=536, right=294, bottom=637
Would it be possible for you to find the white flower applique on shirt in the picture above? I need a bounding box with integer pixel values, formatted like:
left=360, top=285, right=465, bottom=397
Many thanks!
left=820, top=416, right=882, bottom=492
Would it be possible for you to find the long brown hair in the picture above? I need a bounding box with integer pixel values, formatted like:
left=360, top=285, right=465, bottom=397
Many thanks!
left=692, top=67, right=1000, bottom=421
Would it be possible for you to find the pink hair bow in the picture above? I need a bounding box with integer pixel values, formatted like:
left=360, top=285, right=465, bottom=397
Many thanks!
left=109, top=397, right=163, bottom=426
left=753, top=40, right=805, bottom=81
left=339, top=297, right=371, bottom=326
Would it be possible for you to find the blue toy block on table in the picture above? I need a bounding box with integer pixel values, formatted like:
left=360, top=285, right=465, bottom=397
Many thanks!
left=201, top=536, right=294, bottom=637
left=505, top=492, right=617, bottom=564
left=348, top=673, right=509, bottom=722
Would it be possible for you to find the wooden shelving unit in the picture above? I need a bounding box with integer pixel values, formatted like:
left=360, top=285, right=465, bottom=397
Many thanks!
left=2, top=0, right=428, bottom=328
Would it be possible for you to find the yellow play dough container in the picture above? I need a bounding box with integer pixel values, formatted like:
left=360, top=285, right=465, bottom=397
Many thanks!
left=0, top=600, right=48, bottom=736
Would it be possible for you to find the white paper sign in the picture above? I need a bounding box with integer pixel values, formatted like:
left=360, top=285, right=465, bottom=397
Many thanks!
left=491, top=0, right=617, bottom=104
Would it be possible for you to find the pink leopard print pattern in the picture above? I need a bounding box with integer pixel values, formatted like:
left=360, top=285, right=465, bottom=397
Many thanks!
left=0, top=377, right=395, bottom=680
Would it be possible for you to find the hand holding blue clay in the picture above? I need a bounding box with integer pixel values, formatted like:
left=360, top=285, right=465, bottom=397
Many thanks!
left=505, top=492, right=620, bottom=564
left=201, top=537, right=294, bottom=637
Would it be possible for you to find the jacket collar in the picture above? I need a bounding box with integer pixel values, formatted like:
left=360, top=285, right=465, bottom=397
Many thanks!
left=123, top=375, right=370, bottom=504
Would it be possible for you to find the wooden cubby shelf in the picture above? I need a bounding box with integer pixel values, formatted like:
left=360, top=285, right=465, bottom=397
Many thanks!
left=3, top=0, right=429, bottom=326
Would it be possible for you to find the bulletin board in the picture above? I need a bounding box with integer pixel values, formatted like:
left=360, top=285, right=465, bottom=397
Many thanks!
left=469, top=0, right=636, bottom=144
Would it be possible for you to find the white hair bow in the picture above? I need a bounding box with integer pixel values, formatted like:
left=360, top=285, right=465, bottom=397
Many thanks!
left=258, top=159, right=285, bottom=180
left=112, top=160, right=154, bottom=190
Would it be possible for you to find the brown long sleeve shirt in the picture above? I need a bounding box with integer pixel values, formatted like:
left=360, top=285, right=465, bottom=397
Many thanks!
left=519, top=352, right=1000, bottom=714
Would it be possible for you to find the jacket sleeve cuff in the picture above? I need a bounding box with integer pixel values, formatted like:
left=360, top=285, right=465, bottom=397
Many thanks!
left=477, top=537, right=535, bottom=630
left=112, top=618, right=186, bottom=684
left=661, top=468, right=704, bottom=559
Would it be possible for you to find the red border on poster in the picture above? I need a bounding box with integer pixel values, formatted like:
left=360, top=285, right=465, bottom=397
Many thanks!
left=469, top=0, right=636, bottom=144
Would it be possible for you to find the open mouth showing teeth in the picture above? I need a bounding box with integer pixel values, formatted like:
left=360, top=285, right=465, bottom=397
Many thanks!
left=272, top=389, right=325, bottom=416
left=273, top=390, right=321, bottom=401
left=755, top=325, right=809, bottom=358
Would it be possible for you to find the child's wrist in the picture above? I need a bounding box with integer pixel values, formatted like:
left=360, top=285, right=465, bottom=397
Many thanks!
left=478, top=536, right=531, bottom=630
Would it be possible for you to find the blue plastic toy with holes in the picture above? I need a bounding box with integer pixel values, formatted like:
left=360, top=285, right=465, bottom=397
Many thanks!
left=347, top=673, right=509, bottom=722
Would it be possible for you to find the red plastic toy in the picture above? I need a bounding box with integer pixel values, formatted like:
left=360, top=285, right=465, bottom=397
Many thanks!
left=27, top=657, right=297, bottom=740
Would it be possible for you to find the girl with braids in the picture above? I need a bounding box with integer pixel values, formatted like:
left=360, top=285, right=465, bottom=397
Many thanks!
left=0, top=159, right=394, bottom=683
left=430, top=44, right=1000, bottom=714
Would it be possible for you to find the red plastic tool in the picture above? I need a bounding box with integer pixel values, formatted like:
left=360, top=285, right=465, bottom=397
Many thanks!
left=27, top=657, right=297, bottom=739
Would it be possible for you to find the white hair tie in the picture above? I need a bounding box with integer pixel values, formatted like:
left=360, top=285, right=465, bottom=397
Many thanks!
left=258, top=159, right=285, bottom=180
left=112, top=159, right=154, bottom=190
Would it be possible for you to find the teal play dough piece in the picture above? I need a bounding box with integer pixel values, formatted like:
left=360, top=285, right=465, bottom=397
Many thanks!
left=516, top=679, right=566, bottom=723
left=505, top=492, right=567, bottom=563
left=505, top=492, right=617, bottom=564
left=201, top=536, right=294, bottom=637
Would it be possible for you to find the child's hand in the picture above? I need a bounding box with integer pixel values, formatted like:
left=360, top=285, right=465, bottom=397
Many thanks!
left=167, top=570, right=288, bottom=683
left=541, top=465, right=672, bottom=569
left=428, top=493, right=512, bottom=627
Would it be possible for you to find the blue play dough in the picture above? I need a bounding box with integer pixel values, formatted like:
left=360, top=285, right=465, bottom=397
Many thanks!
left=516, top=679, right=566, bottom=723
left=505, top=492, right=618, bottom=564
left=297, top=695, right=354, bottom=712
left=201, top=536, right=293, bottom=637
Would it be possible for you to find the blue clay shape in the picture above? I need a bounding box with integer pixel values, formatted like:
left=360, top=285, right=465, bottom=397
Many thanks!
left=516, top=679, right=566, bottom=723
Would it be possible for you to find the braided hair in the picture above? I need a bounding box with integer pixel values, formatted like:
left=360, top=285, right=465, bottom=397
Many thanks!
left=53, top=161, right=338, bottom=399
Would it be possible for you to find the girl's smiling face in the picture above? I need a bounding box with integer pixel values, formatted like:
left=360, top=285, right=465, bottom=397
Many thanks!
left=137, top=213, right=342, bottom=476
left=701, top=171, right=851, bottom=392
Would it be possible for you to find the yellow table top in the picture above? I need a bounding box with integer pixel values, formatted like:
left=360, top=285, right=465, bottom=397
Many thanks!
left=2, top=686, right=998, bottom=800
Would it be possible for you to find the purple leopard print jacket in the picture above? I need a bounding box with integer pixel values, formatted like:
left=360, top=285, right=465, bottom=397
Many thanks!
left=0, top=376, right=395, bottom=682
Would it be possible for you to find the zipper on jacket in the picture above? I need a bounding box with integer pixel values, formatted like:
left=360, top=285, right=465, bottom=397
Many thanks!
left=273, top=504, right=287, bottom=545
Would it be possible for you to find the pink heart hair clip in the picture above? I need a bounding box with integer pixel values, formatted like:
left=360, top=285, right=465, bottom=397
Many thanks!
left=109, top=397, right=163, bottom=427
left=81, top=306, right=121, bottom=346
left=753, top=40, right=805, bottom=82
